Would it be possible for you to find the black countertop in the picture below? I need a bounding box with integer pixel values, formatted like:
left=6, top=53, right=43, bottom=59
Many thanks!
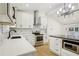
left=50, top=35, right=79, bottom=40
left=49, top=35, right=79, bottom=42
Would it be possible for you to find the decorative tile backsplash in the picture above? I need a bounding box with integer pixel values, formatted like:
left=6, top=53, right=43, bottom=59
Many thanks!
left=10, top=28, right=33, bottom=35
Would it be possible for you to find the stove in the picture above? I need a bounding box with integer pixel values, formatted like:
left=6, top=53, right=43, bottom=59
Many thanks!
left=32, top=32, right=43, bottom=47
left=35, top=35, right=43, bottom=47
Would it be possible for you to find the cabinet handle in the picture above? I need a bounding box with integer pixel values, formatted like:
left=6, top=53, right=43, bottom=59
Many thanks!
left=12, top=7, right=16, bottom=19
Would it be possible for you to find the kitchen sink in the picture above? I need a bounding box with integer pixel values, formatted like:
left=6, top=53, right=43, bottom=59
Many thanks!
left=11, top=36, right=21, bottom=39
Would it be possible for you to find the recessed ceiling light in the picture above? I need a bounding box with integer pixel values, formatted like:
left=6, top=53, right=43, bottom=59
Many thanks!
left=25, top=4, right=29, bottom=7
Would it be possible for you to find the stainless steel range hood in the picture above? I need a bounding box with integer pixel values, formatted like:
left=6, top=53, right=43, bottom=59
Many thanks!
left=33, top=10, right=41, bottom=33
left=33, top=10, right=41, bottom=26
left=34, top=10, right=39, bottom=25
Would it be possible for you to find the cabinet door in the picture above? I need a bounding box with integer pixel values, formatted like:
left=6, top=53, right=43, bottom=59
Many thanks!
left=8, top=4, right=16, bottom=23
left=0, top=3, right=7, bottom=15
left=49, top=37, right=62, bottom=55
left=22, top=34, right=36, bottom=46
left=21, top=12, right=33, bottom=28
left=16, top=11, right=33, bottom=28
left=43, top=34, right=48, bottom=44
left=0, top=3, right=11, bottom=23
left=53, top=38, right=62, bottom=55
left=27, top=35, right=36, bottom=46
left=49, top=37, right=55, bottom=51
left=16, top=11, right=22, bottom=28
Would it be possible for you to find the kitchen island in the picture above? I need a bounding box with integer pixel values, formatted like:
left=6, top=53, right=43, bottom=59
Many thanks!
left=0, top=35, right=36, bottom=56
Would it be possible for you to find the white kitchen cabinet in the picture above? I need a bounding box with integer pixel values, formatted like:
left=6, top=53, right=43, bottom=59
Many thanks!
left=16, top=11, right=33, bottom=28
left=21, top=12, right=33, bottom=28
left=0, top=3, right=12, bottom=24
left=43, top=34, right=48, bottom=44
left=0, top=3, right=7, bottom=15
left=49, top=37, right=62, bottom=55
left=49, top=37, right=54, bottom=51
left=8, top=4, right=16, bottom=24
left=41, top=16, right=47, bottom=29
left=22, top=34, right=36, bottom=46
left=16, top=11, right=22, bottom=28
left=61, top=49, right=78, bottom=56
left=26, top=35, right=36, bottom=46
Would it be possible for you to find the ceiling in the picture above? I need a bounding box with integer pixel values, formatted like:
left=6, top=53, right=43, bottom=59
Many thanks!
left=13, top=3, right=79, bottom=24
left=48, top=3, right=79, bottom=24
left=13, top=3, right=63, bottom=14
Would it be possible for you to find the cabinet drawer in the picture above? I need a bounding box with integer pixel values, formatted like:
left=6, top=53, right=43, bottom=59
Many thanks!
left=55, top=38, right=61, bottom=42
left=49, top=37, right=62, bottom=55
left=54, top=47, right=61, bottom=55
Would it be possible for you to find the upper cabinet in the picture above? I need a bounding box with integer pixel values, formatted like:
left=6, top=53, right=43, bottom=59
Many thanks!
left=0, top=3, right=16, bottom=25
left=41, top=15, right=47, bottom=29
left=16, top=11, right=33, bottom=28
left=0, top=3, right=7, bottom=15
left=8, top=4, right=16, bottom=24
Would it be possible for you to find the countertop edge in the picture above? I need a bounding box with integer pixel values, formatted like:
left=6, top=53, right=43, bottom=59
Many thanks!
left=49, top=35, right=79, bottom=40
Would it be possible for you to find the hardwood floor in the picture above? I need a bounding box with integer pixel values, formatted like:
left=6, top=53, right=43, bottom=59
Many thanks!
left=35, top=44, right=57, bottom=56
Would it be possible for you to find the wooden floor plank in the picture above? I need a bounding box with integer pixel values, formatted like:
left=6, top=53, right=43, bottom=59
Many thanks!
left=35, top=44, right=57, bottom=56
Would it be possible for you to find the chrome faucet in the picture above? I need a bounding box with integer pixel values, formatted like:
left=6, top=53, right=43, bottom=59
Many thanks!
left=8, top=30, right=16, bottom=39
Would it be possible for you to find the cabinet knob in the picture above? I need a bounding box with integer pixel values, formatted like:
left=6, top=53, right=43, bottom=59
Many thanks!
left=12, top=7, right=16, bottom=19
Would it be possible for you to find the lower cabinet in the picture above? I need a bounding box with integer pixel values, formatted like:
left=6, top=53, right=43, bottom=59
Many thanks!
left=49, top=37, right=79, bottom=56
left=61, top=49, right=78, bottom=56
left=49, top=37, right=62, bottom=55
left=43, top=34, right=48, bottom=44
left=22, top=34, right=36, bottom=46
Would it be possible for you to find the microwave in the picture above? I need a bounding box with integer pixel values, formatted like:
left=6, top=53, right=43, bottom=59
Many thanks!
left=63, top=40, right=79, bottom=54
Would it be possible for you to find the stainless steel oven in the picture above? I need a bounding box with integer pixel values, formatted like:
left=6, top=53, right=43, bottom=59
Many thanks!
left=63, top=40, right=79, bottom=54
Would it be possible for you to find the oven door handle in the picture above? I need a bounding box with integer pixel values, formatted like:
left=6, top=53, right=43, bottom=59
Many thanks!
left=64, top=42, right=78, bottom=46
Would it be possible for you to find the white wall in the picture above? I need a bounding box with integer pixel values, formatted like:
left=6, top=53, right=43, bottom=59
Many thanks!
left=47, top=17, right=63, bottom=36
left=39, top=13, right=47, bottom=29
left=47, top=10, right=79, bottom=39
left=47, top=8, right=79, bottom=37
